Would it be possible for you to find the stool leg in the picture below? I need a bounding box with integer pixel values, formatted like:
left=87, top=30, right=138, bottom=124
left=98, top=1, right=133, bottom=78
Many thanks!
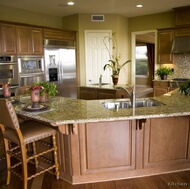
left=20, top=144, right=28, bottom=189
left=0, top=125, right=11, bottom=185
left=4, top=139, right=11, bottom=185
left=32, top=142, right=39, bottom=168
left=52, top=135, right=59, bottom=179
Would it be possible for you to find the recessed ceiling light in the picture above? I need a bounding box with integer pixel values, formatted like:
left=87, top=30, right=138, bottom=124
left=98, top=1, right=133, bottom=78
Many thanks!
left=67, top=1, right=74, bottom=5
left=136, top=4, right=143, bottom=8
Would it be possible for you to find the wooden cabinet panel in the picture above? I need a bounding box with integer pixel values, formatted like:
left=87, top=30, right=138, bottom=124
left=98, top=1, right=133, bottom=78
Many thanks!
left=153, top=87, right=168, bottom=96
left=79, top=87, right=128, bottom=100
left=16, top=26, right=30, bottom=55
left=143, top=117, right=190, bottom=168
left=175, top=28, right=190, bottom=37
left=30, top=28, right=43, bottom=55
left=79, top=87, right=97, bottom=100
left=0, top=24, right=17, bottom=55
left=97, top=89, right=117, bottom=99
left=43, top=29, right=76, bottom=41
left=116, top=89, right=129, bottom=98
left=174, top=6, right=190, bottom=26
left=157, top=30, right=174, bottom=64
left=57, top=117, right=190, bottom=184
left=16, top=26, right=43, bottom=55
left=79, top=121, right=136, bottom=174
left=153, top=81, right=171, bottom=96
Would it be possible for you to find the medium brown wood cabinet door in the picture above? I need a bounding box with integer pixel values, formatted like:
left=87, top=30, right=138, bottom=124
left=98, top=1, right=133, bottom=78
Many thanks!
left=16, top=26, right=43, bottom=55
left=1, top=24, right=17, bottom=55
left=143, top=117, right=190, bottom=168
left=79, top=87, right=97, bottom=100
left=157, top=30, right=174, bottom=64
left=16, top=26, right=30, bottom=55
left=79, top=120, right=136, bottom=175
left=153, top=87, right=168, bottom=96
left=30, top=28, right=43, bottom=55
left=97, top=89, right=117, bottom=99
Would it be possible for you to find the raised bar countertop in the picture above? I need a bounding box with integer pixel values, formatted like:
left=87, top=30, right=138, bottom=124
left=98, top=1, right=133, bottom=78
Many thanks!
left=14, top=88, right=190, bottom=126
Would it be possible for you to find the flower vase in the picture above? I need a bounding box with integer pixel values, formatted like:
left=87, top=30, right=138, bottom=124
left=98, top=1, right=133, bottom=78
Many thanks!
left=112, top=75, right=119, bottom=85
left=31, top=88, right=41, bottom=108
left=3, top=85, right=11, bottom=98
left=160, top=75, right=167, bottom=80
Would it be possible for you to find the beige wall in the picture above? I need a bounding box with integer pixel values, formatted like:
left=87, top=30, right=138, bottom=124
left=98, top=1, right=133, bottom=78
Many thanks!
left=128, top=12, right=175, bottom=32
left=63, top=12, right=176, bottom=85
left=63, top=14, right=130, bottom=85
left=128, top=12, right=175, bottom=84
left=128, top=11, right=175, bottom=58
left=0, top=5, right=62, bottom=28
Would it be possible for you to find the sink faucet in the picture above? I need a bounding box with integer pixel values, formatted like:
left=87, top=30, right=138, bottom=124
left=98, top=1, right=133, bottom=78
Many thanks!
left=116, top=84, right=136, bottom=108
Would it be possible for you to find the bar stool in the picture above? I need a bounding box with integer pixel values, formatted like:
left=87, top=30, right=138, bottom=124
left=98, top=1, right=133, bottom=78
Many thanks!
left=0, top=99, right=59, bottom=189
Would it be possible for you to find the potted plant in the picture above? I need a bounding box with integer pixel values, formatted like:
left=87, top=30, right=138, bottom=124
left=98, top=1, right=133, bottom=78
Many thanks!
left=179, top=80, right=190, bottom=96
left=103, top=36, right=131, bottom=85
left=28, top=81, right=58, bottom=102
left=155, top=66, right=173, bottom=80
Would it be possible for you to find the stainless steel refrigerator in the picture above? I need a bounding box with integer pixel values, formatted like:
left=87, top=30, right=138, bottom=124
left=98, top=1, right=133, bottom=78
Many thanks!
left=44, top=40, right=77, bottom=99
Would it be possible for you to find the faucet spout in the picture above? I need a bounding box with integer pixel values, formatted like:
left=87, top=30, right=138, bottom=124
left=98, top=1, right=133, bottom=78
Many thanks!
left=116, top=84, right=136, bottom=108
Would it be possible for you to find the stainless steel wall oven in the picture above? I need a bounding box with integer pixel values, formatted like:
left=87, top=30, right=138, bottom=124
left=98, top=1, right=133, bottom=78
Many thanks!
left=0, top=56, right=19, bottom=97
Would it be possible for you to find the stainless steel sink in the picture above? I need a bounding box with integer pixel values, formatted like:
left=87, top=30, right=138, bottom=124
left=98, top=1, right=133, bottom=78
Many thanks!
left=102, top=99, right=165, bottom=110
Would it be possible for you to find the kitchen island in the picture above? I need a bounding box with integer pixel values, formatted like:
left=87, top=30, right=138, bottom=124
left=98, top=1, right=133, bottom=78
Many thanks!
left=14, top=89, right=190, bottom=184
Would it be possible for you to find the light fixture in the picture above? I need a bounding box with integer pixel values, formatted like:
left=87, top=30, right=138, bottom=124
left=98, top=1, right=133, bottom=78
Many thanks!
left=67, top=1, right=74, bottom=5
left=136, top=4, right=143, bottom=8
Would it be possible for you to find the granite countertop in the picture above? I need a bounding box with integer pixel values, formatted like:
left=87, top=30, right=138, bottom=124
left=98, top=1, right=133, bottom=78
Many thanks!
left=14, top=88, right=190, bottom=126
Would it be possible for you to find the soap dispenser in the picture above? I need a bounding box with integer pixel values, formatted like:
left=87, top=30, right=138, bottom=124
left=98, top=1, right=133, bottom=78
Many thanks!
left=99, top=74, right=102, bottom=87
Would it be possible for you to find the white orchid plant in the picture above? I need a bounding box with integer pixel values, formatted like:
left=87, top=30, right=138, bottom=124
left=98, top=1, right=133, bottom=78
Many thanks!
left=103, top=36, right=131, bottom=75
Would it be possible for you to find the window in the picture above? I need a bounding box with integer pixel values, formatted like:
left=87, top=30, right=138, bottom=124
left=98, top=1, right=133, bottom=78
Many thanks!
left=136, top=46, right=148, bottom=76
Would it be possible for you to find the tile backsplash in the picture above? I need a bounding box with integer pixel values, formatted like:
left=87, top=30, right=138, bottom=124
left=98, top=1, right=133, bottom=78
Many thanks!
left=173, top=54, right=190, bottom=78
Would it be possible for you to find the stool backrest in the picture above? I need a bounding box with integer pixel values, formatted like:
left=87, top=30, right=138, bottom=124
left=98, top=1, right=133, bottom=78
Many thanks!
left=0, top=99, right=20, bottom=130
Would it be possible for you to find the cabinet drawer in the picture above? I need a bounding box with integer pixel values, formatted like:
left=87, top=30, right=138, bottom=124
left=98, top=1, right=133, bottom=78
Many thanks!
left=153, top=81, right=169, bottom=88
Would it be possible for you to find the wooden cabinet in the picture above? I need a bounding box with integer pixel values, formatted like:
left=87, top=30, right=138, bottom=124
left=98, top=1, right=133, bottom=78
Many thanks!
left=153, top=80, right=174, bottom=96
left=79, top=121, right=136, bottom=174
left=0, top=24, right=17, bottom=55
left=143, top=117, right=190, bottom=168
left=57, top=116, right=190, bottom=184
left=79, top=87, right=97, bottom=100
left=175, top=27, right=190, bottom=37
left=174, top=6, right=190, bottom=26
left=16, top=26, right=43, bottom=55
left=157, top=29, right=174, bottom=64
left=79, top=87, right=128, bottom=100
left=43, top=29, right=76, bottom=41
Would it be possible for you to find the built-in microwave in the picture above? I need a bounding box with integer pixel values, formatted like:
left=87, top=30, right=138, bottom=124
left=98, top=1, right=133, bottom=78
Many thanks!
left=18, top=56, right=44, bottom=74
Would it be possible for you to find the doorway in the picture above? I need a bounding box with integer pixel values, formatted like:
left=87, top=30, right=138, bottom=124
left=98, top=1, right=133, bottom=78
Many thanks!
left=131, top=30, right=157, bottom=87
left=85, top=30, right=112, bottom=85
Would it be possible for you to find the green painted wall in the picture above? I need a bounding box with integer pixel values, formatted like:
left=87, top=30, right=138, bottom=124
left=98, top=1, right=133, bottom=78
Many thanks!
left=0, top=5, right=62, bottom=28
left=128, top=12, right=175, bottom=32
left=63, top=14, right=130, bottom=85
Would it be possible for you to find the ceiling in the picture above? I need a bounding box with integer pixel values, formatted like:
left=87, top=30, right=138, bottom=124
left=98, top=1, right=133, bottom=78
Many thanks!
left=0, top=0, right=189, bottom=18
